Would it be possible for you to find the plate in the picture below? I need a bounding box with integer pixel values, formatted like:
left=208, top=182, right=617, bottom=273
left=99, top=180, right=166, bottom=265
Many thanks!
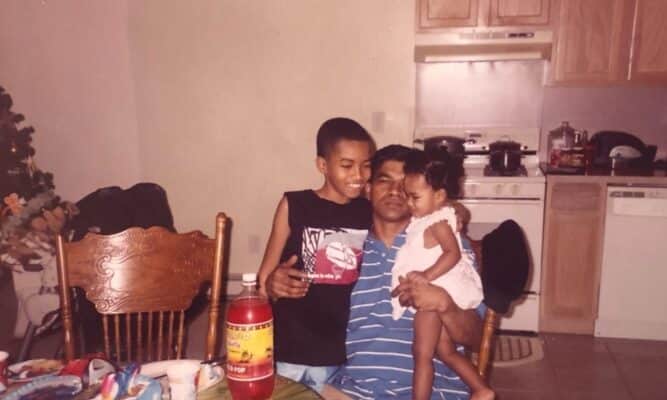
left=7, top=358, right=64, bottom=383
left=2, top=375, right=82, bottom=400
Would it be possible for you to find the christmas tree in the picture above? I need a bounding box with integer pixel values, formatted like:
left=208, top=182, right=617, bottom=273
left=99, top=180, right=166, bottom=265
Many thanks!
left=1, top=85, right=76, bottom=280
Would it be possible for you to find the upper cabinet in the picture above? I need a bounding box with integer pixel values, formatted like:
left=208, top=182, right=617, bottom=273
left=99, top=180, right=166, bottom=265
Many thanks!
left=418, top=0, right=552, bottom=30
left=419, top=0, right=481, bottom=29
left=551, top=0, right=634, bottom=84
left=489, top=0, right=551, bottom=26
left=629, top=0, right=667, bottom=83
left=551, top=0, right=667, bottom=85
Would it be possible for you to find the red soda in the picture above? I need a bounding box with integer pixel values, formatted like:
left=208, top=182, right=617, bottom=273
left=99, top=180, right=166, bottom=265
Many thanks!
left=225, top=273, right=274, bottom=400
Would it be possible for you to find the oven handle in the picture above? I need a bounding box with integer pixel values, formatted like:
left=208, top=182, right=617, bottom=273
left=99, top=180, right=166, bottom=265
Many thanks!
left=460, top=197, right=544, bottom=205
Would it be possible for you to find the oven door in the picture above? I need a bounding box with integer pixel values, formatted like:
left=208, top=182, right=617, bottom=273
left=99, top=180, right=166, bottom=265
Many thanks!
left=460, top=198, right=544, bottom=332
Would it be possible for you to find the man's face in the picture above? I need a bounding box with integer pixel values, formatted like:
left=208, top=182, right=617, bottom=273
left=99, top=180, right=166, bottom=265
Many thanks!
left=368, top=160, right=410, bottom=223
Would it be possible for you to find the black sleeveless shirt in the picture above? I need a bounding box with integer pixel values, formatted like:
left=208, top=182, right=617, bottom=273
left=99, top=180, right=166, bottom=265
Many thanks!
left=273, top=190, right=371, bottom=366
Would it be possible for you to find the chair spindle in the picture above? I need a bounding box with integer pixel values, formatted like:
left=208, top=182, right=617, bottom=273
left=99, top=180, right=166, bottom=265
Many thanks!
left=157, top=312, right=164, bottom=360
left=177, top=310, right=185, bottom=359
left=148, top=312, right=154, bottom=361
left=137, top=312, right=143, bottom=362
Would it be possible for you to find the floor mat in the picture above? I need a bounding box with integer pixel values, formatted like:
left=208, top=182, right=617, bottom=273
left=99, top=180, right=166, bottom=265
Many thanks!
left=492, top=335, right=544, bottom=367
left=473, top=334, right=545, bottom=368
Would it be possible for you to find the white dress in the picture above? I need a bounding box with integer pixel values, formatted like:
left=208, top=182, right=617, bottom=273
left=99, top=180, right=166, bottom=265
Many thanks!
left=391, top=206, right=484, bottom=320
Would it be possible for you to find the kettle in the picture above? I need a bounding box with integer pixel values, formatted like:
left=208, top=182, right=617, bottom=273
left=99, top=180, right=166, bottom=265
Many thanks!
left=488, top=140, right=523, bottom=174
left=414, top=136, right=466, bottom=159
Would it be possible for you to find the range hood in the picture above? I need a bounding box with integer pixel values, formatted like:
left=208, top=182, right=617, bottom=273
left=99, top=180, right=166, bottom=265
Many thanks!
left=415, top=30, right=553, bottom=63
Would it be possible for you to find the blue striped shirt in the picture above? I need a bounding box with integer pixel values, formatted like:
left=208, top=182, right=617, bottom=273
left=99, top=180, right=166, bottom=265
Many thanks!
left=329, top=231, right=471, bottom=400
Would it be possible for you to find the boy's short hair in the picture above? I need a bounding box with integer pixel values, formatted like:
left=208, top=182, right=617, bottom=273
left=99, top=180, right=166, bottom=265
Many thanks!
left=316, top=117, right=376, bottom=158
left=370, top=144, right=412, bottom=180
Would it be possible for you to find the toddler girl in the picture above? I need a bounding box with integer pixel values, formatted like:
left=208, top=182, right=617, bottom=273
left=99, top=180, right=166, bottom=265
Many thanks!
left=391, top=148, right=493, bottom=400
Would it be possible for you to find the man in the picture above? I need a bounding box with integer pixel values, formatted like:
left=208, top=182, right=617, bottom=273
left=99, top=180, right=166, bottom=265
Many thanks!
left=265, top=145, right=483, bottom=399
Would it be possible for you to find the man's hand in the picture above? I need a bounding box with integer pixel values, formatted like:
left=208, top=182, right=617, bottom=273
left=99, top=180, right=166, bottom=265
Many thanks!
left=406, top=270, right=429, bottom=285
left=391, top=272, right=450, bottom=313
left=264, top=255, right=310, bottom=301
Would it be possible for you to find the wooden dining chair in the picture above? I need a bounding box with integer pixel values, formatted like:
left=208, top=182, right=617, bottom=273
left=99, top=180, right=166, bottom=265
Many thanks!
left=56, top=212, right=228, bottom=363
left=468, top=238, right=496, bottom=378
left=469, top=219, right=530, bottom=379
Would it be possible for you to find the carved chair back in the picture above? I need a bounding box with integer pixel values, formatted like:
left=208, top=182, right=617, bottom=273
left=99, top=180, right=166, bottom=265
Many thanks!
left=56, top=213, right=227, bottom=363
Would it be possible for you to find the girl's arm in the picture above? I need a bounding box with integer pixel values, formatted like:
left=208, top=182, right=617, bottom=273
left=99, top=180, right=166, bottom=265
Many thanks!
left=421, top=220, right=461, bottom=282
left=257, top=196, right=291, bottom=297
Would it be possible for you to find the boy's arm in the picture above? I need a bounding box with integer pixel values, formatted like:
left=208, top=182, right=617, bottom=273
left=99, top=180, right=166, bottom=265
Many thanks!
left=422, top=220, right=461, bottom=282
left=257, top=196, right=291, bottom=297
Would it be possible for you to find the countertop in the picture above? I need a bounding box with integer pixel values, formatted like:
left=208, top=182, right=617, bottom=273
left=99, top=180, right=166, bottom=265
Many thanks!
left=540, top=163, right=667, bottom=185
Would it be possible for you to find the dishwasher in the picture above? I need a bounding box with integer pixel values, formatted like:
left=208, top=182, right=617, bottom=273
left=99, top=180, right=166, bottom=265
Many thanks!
left=595, top=184, right=667, bottom=340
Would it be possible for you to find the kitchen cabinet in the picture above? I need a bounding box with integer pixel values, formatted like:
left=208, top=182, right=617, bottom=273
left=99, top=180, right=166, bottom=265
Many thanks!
left=629, top=0, right=667, bottom=83
left=540, top=179, right=606, bottom=334
left=418, top=0, right=551, bottom=30
left=490, top=0, right=551, bottom=26
left=551, top=0, right=667, bottom=85
left=540, top=173, right=667, bottom=334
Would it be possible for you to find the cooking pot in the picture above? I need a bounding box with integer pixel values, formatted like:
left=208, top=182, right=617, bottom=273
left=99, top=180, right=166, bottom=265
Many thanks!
left=489, top=140, right=523, bottom=173
left=414, top=136, right=466, bottom=159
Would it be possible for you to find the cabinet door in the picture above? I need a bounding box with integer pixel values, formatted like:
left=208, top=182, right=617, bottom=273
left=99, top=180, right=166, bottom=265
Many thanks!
left=629, top=0, right=667, bottom=84
left=418, top=0, right=482, bottom=29
left=540, top=182, right=605, bottom=334
left=552, top=0, right=635, bottom=84
left=489, top=0, right=550, bottom=26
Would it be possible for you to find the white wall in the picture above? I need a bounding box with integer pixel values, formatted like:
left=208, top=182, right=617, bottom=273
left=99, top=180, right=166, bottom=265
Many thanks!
left=0, top=0, right=142, bottom=199
left=1, top=0, right=416, bottom=275
left=126, top=0, right=415, bottom=274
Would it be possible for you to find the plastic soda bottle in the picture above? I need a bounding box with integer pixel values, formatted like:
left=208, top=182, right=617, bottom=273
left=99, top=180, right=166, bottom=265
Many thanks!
left=225, top=273, right=274, bottom=400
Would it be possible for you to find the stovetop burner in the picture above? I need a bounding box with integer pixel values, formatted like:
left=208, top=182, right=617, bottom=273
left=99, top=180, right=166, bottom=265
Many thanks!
left=483, top=164, right=528, bottom=177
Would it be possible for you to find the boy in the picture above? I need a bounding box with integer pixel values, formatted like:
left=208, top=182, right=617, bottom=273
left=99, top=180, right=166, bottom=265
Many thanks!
left=257, top=117, right=375, bottom=393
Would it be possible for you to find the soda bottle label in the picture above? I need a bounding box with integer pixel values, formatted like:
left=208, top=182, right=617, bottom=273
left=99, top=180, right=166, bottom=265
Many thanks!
left=226, top=319, right=274, bottom=381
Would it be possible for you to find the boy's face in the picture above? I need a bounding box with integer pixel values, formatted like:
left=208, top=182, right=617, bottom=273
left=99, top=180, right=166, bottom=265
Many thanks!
left=404, top=173, right=446, bottom=218
left=317, top=139, right=373, bottom=203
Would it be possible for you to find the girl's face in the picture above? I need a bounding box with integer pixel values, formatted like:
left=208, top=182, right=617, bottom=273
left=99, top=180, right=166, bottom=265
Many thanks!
left=404, top=173, right=446, bottom=218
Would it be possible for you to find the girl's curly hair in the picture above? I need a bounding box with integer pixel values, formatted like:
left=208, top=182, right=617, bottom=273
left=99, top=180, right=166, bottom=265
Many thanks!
left=403, top=147, right=464, bottom=199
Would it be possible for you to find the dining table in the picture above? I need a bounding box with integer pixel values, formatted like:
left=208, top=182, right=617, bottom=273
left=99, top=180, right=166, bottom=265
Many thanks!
left=198, top=374, right=323, bottom=400
left=1, top=356, right=323, bottom=400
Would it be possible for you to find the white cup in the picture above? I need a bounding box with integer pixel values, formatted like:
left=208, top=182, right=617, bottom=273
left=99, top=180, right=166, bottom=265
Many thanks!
left=166, top=361, right=200, bottom=400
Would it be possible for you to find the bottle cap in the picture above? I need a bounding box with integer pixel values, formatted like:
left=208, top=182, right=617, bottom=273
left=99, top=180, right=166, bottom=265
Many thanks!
left=242, top=273, right=257, bottom=283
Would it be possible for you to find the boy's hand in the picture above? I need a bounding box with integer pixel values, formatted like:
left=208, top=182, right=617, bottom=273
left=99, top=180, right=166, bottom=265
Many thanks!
left=265, top=255, right=310, bottom=301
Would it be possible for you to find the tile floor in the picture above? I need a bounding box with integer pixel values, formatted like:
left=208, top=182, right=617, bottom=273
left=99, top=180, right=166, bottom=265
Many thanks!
left=2, top=272, right=666, bottom=399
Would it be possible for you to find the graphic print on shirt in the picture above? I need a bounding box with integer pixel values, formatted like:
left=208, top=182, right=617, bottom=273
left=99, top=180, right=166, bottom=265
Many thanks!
left=301, top=227, right=367, bottom=284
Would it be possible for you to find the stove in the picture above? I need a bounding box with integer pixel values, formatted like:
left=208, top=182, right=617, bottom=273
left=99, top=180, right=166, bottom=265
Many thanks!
left=483, top=165, right=527, bottom=177
left=415, top=127, right=546, bottom=333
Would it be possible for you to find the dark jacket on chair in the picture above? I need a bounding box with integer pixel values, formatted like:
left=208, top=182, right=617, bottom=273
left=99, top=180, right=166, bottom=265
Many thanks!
left=481, top=219, right=530, bottom=314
